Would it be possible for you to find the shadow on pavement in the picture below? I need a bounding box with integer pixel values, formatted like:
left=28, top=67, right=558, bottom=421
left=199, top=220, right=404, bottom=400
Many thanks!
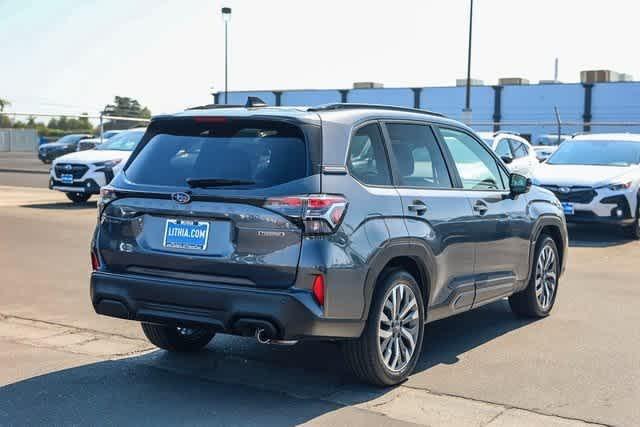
left=567, top=224, right=633, bottom=248
left=20, top=200, right=98, bottom=210
left=0, top=300, right=531, bottom=426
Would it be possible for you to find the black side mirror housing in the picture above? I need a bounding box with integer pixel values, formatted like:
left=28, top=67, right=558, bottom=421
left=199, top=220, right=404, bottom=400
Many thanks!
left=510, top=173, right=531, bottom=196
left=501, top=155, right=514, bottom=164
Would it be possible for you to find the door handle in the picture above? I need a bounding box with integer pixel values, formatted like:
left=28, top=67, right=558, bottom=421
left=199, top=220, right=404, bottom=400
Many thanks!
left=408, top=200, right=427, bottom=215
left=473, top=200, right=489, bottom=215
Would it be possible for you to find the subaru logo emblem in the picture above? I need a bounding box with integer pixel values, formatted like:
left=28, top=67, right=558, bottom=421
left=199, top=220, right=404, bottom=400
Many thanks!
left=172, top=192, right=191, bottom=204
left=64, top=164, right=73, bottom=171
left=559, top=187, right=571, bottom=194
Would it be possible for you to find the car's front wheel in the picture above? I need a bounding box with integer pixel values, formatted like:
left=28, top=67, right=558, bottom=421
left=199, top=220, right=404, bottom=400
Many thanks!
left=141, top=323, right=216, bottom=352
left=624, top=199, right=640, bottom=240
left=510, top=234, right=559, bottom=318
left=343, top=269, right=425, bottom=386
left=65, top=192, right=91, bottom=204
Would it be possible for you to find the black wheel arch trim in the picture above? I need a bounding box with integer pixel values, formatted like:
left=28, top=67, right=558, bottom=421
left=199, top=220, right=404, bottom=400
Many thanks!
left=525, top=214, right=567, bottom=290
left=360, top=237, right=436, bottom=322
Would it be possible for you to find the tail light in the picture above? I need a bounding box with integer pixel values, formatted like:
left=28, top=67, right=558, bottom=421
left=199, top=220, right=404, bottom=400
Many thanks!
left=264, top=194, right=348, bottom=235
left=312, top=274, right=325, bottom=306
left=91, top=250, right=101, bottom=271
left=98, top=186, right=117, bottom=218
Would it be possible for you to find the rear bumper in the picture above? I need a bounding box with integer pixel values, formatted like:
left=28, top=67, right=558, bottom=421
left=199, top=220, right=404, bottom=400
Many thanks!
left=90, top=271, right=364, bottom=340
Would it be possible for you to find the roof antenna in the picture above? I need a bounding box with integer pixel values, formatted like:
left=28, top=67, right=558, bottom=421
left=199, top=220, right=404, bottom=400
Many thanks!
left=246, top=97, right=268, bottom=108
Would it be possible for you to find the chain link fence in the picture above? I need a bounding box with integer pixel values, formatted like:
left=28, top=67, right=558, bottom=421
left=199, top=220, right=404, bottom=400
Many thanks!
left=0, top=112, right=151, bottom=152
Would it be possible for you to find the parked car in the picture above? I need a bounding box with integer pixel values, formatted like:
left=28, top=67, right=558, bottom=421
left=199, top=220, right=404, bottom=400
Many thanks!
left=535, top=134, right=570, bottom=146
left=477, top=131, right=538, bottom=177
left=532, top=145, right=558, bottom=162
left=77, top=130, right=124, bottom=151
left=532, top=134, right=571, bottom=162
left=532, top=133, right=640, bottom=238
left=37, top=133, right=92, bottom=163
left=49, top=128, right=145, bottom=203
left=90, top=103, right=567, bottom=386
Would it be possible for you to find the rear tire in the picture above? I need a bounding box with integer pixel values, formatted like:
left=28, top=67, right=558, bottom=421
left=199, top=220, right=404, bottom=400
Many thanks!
left=65, top=192, right=91, bottom=204
left=343, top=269, right=425, bottom=386
left=509, top=234, right=559, bottom=318
left=141, top=323, right=216, bottom=352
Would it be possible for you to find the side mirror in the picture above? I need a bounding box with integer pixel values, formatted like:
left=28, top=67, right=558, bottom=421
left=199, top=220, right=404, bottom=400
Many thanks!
left=501, top=155, right=514, bottom=164
left=510, top=173, right=531, bottom=196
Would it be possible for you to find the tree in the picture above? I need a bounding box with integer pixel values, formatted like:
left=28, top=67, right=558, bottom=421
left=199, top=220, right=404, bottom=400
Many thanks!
left=0, top=98, right=10, bottom=112
left=102, top=96, right=151, bottom=130
left=0, top=98, right=10, bottom=128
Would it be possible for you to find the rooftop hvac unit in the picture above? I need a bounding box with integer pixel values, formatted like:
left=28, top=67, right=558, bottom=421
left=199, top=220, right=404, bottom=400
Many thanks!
left=580, top=70, right=633, bottom=83
left=498, top=77, right=530, bottom=86
left=352, top=82, right=384, bottom=89
left=456, top=78, right=484, bottom=87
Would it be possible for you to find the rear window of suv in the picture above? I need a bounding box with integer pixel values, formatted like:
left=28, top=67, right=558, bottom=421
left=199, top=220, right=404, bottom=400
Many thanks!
left=125, top=119, right=309, bottom=188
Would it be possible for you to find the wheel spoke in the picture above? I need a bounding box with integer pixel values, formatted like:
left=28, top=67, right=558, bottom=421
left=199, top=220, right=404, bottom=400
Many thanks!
left=391, top=288, right=398, bottom=320
left=380, top=335, right=393, bottom=353
left=391, top=337, right=400, bottom=370
left=400, top=327, right=415, bottom=353
left=399, top=297, right=416, bottom=320
left=379, top=328, right=392, bottom=339
left=380, top=311, right=392, bottom=326
left=405, top=310, right=419, bottom=323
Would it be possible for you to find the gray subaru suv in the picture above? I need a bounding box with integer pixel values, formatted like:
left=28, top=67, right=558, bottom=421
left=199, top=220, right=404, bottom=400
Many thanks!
left=90, top=103, right=568, bottom=386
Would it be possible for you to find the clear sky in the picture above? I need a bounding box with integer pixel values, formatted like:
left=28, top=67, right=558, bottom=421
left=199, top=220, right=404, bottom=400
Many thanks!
left=1, top=0, right=638, bottom=117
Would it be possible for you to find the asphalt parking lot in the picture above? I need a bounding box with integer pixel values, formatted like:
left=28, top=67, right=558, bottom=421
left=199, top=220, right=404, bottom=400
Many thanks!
left=0, top=155, right=638, bottom=426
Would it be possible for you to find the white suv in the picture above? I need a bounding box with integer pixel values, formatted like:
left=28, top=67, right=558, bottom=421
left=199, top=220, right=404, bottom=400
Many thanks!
left=477, top=132, right=538, bottom=177
left=49, top=128, right=145, bottom=203
left=532, top=133, right=640, bottom=238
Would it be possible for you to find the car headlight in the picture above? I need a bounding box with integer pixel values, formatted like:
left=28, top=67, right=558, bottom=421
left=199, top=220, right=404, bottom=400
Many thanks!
left=602, top=181, right=632, bottom=191
left=93, top=159, right=122, bottom=168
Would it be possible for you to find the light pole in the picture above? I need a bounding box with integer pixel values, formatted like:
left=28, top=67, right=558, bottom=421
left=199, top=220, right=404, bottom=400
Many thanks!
left=463, top=0, right=474, bottom=124
left=221, top=7, right=232, bottom=104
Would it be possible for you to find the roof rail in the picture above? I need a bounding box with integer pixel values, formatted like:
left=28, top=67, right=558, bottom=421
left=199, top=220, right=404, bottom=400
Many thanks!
left=186, top=104, right=244, bottom=110
left=307, top=103, right=445, bottom=118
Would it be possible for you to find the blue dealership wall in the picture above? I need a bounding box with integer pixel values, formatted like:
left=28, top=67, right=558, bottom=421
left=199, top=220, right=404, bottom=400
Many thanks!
left=501, top=83, right=584, bottom=143
left=591, top=82, right=640, bottom=134
left=421, top=86, right=494, bottom=132
left=215, top=81, right=640, bottom=142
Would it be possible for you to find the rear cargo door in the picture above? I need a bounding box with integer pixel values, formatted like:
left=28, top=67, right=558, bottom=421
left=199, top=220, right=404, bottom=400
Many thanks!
left=97, top=117, right=320, bottom=289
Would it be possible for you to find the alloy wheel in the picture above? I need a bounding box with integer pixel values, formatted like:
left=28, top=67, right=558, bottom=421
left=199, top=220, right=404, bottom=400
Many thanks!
left=377, top=283, right=420, bottom=372
left=535, top=244, right=557, bottom=310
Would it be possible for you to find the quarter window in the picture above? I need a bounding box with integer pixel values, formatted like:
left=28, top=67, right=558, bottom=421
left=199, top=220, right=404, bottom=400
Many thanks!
left=347, top=124, right=392, bottom=186
left=495, top=139, right=512, bottom=157
left=386, top=123, right=452, bottom=188
left=439, top=128, right=506, bottom=191
left=510, top=140, right=529, bottom=158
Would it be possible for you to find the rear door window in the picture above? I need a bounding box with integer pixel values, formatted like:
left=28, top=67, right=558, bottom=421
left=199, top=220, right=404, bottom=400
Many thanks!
left=125, top=119, right=309, bottom=188
left=386, top=123, right=452, bottom=189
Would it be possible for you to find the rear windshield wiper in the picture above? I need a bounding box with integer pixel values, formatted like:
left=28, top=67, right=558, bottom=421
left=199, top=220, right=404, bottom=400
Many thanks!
left=186, top=178, right=256, bottom=188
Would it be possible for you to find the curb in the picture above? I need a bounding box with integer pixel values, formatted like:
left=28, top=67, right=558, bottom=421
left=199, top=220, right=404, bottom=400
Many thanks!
left=0, top=168, right=50, bottom=175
